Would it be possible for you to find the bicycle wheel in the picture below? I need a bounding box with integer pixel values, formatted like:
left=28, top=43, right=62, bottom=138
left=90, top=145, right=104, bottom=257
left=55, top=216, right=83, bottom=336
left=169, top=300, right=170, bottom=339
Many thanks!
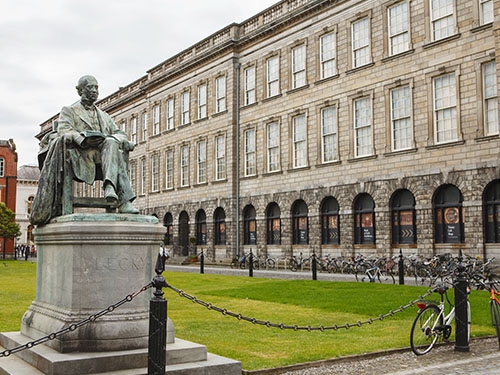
left=289, top=259, right=298, bottom=272
left=230, top=258, right=238, bottom=269
left=410, top=304, right=442, bottom=355
left=490, top=300, right=500, bottom=345
left=266, top=258, right=276, bottom=269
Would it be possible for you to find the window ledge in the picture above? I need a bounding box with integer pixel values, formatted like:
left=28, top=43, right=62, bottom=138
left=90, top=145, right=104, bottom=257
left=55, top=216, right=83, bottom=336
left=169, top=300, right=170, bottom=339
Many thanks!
left=425, top=139, right=465, bottom=151
left=346, top=62, right=375, bottom=75
left=381, top=48, right=415, bottom=63
left=287, top=84, right=310, bottom=95
left=262, top=93, right=283, bottom=103
left=475, top=134, right=499, bottom=143
left=347, top=154, right=378, bottom=163
left=315, top=74, right=340, bottom=85
left=383, top=147, right=418, bottom=157
left=423, top=33, right=461, bottom=49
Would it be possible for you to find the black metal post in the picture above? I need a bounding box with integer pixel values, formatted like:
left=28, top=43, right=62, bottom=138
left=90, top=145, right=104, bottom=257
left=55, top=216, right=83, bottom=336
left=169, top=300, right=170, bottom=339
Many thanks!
left=312, top=251, right=317, bottom=280
left=200, top=250, right=204, bottom=274
left=148, top=250, right=168, bottom=375
left=398, top=249, right=404, bottom=285
left=455, top=249, right=470, bottom=352
left=249, top=249, right=253, bottom=277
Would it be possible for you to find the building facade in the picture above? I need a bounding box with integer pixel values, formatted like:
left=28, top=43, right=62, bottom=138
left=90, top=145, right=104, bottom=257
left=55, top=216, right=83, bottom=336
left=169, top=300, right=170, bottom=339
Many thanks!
left=16, top=165, right=39, bottom=248
left=0, top=139, right=18, bottom=257
left=38, top=0, right=500, bottom=262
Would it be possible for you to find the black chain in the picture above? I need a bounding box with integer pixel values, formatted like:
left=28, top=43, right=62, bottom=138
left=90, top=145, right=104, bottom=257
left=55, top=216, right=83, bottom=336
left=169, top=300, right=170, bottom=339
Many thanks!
left=165, top=282, right=434, bottom=331
left=0, top=283, right=153, bottom=358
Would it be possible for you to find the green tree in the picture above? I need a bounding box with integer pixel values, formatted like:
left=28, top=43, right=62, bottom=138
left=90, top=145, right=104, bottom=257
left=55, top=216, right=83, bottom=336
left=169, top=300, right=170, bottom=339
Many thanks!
left=0, top=202, right=21, bottom=259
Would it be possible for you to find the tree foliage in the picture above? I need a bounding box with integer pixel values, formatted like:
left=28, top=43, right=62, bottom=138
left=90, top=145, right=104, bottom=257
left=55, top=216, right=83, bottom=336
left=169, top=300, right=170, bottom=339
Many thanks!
left=0, top=202, right=21, bottom=242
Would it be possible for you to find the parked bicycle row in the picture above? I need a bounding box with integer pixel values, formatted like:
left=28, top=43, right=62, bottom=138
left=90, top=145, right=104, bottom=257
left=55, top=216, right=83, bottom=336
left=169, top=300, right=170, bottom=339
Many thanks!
left=229, top=251, right=499, bottom=285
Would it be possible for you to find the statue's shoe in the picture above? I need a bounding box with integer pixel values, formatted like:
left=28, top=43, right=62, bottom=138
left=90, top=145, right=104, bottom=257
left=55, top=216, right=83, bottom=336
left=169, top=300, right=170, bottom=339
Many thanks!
left=104, top=184, right=118, bottom=202
left=119, top=201, right=139, bottom=214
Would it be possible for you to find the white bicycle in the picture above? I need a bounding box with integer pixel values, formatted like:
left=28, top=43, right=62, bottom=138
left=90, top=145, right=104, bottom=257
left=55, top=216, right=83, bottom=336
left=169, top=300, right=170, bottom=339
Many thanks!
left=410, top=281, right=471, bottom=355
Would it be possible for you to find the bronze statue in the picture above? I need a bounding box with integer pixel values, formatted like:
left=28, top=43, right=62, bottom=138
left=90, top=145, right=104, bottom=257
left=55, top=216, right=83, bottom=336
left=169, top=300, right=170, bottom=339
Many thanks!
left=30, top=75, right=139, bottom=225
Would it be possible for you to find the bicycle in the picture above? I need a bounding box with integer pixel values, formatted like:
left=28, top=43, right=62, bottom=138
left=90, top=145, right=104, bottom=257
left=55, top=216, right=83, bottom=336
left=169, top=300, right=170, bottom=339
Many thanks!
left=410, top=280, right=470, bottom=355
left=473, top=277, right=500, bottom=347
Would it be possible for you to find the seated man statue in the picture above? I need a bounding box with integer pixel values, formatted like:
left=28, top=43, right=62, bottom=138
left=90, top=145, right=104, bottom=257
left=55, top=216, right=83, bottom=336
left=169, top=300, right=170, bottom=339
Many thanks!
left=30, top=75, right=138, bottom=225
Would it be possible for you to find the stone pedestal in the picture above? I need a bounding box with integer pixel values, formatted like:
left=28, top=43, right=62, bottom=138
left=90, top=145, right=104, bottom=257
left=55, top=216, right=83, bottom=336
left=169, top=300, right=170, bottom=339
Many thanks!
left=20, top=213, right=169, bottom=353
left=1, top=213, right=241, bottom=374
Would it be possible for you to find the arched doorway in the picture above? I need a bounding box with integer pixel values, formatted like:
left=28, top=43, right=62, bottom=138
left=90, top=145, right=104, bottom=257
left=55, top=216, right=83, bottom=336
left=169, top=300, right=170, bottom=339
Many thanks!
left=179, top=211, right=190, bottom=256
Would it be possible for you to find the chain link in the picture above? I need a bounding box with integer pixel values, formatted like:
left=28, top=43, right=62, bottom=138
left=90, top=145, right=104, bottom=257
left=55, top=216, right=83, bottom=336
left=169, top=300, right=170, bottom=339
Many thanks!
left=166, top=282, right=435, bottom=331
left=0, top=283, right=153, bottom=358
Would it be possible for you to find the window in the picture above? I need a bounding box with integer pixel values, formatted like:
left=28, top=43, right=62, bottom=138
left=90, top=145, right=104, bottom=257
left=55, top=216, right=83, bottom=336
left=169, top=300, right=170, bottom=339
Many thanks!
left=293, top=114, right=307, bottom=168
left=196, top=210, right=207, bottom=245
left=129, top=161, right=137, bottom=193
left=140, top=158, right=146, bottom=195
left=244, top=129, right=256, bottom=176
left=483, top=61, right=498, bottom=135
left=151, top=154, right=159, bottom=192
left=215, top=135, right=226, bottom=180
left=244, top=66, right=256, bottom=105
left=166, top=98, right=174, bottom=130
left=484, top=180, right=500, bottom=243
left=0, top=157, right=4, bottom=177
left=433, top=73, right=457, bottom=143
left=292, top=200, right=309, bottom=245
left=181, top=92, right=190, bottom=125
left=291, top=44, right=306, bottom=89
left=163, top=213, right=173, bottom=245
left=354, top=193, right=375, bottom=244
left=153, top=104, right=160, bottom=135
left=321, top=105, right=338, bottom=163
left=430, top=0, right=454, bottom=41
left=243, top=205, right=257, bottom=245
left=388, top=2, right=409, bottom=55
left=480, top=0, right=494, bottom=25
left=165, top=150, right=174, bottom=189
left=320, top=32, right=336, bottom=79
left=197, top=140, right=207, bottom=184
left=180, top=145, right=189, bottom=187
left=434, top=184, right=464, bottom=243
left=391, top=189, right=416, bottom=245
left=27, top=196, right=35, bottom=215
left=266, top=56, right=280, bottom=97
left=352, top=18, right=370, bottom=68
left=198, top=84, right=207, bottom=119
left=267, top=122, right=280, bottom=172
left=216, top=76, right=226, bottom=113
left=354, top=96, right=372, bottom=157
left=321, top=197, right=340, bottom=245
left=121, top=121, right=127, bottom=133
left=141, top=112, right=148, bottom=141
left=266, top=202, right=281, bottom=245
left=214, top=207, right=226, bottom=245
left=391, top=85, right=412, bottom=151
left=131, top=117, right=137, bottom=144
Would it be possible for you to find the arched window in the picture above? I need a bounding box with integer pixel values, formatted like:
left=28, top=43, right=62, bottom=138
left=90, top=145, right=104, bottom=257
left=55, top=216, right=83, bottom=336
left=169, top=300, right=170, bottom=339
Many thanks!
left=266, top=202, right=281, bottom=245
left=354, top=193, right=375, bottom=244
left=163, top=213, right=173, bottom=245
left=243, top=205, right=257, bottom=245
left=214, top=207, right=226, bottom=245
left=178, top=211, right=190, bottom=255
left=484, top=180, right=500, bottom=243
left=196, top=209, right=207, bottom=245
left=434, top=184, right=464, bottom=243
left=391, top=189, right=416, bottom=245
left=292, top=200, right=309, bottom=245
left=321, top=197, right=340, bottom=244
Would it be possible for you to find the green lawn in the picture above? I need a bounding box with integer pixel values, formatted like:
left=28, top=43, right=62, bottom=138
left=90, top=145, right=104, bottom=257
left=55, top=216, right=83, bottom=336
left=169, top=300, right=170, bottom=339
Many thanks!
left=0, top=259, right=496, bottom=371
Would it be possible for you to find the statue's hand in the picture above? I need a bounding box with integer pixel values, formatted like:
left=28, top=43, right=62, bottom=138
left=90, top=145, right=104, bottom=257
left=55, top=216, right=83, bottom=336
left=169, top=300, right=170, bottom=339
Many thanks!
left=122, top=141, right=135, bottom=151
left=82, top=136, right=103, bottom=148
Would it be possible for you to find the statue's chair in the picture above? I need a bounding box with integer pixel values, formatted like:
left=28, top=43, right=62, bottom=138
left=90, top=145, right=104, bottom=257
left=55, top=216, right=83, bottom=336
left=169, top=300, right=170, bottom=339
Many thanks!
left=53, top=121, right=118, bottom=215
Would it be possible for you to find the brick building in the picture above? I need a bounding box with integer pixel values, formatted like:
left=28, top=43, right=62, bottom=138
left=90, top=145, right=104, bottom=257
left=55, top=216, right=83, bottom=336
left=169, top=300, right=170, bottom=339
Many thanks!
left=0, top=139, right=18, bottom=257
left=38, top=0, right=500, bottom=262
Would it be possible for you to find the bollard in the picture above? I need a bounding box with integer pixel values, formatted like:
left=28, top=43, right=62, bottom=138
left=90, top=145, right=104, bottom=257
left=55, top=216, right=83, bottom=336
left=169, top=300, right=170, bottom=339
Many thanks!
left=312, top=251, right=317, bottom=280
left=148, top=249, right=168, bottom=375
left=249, top=249, right=253, bottom=277
left=200, top=250, right=204, bottom=274
left=454, top=249, right=470, bottom=352
left=398, top=249, right=404, bottom=285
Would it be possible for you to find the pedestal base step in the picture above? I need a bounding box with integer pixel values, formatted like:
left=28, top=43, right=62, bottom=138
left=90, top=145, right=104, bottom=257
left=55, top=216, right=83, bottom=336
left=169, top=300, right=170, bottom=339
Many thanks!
left=0, top=332, right=241, bottom=375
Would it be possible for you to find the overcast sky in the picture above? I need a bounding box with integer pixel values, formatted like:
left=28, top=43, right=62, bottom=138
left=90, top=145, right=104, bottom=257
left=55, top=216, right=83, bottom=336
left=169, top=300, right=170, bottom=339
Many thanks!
left=1, top=0, right=278, bottom=167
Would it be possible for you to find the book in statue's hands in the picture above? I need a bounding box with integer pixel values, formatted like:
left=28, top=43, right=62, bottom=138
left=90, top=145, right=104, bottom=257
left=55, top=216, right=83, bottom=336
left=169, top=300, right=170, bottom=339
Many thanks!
left=80, top=130, right=106, bottom=139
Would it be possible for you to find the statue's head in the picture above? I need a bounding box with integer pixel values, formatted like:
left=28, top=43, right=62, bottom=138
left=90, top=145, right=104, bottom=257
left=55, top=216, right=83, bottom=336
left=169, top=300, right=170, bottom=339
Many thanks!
left=76, top=75, right=99, bottom=105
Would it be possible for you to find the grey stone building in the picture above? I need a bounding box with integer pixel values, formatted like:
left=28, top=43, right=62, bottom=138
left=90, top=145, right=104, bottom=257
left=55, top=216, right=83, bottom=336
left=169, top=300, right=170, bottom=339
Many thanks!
left=38, top=0, right=500, bottom=262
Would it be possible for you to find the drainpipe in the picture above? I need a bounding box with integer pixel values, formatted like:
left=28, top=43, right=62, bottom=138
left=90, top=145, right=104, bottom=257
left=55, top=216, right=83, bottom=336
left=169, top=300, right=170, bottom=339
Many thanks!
left=235, top=60, right=241, bottom=258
